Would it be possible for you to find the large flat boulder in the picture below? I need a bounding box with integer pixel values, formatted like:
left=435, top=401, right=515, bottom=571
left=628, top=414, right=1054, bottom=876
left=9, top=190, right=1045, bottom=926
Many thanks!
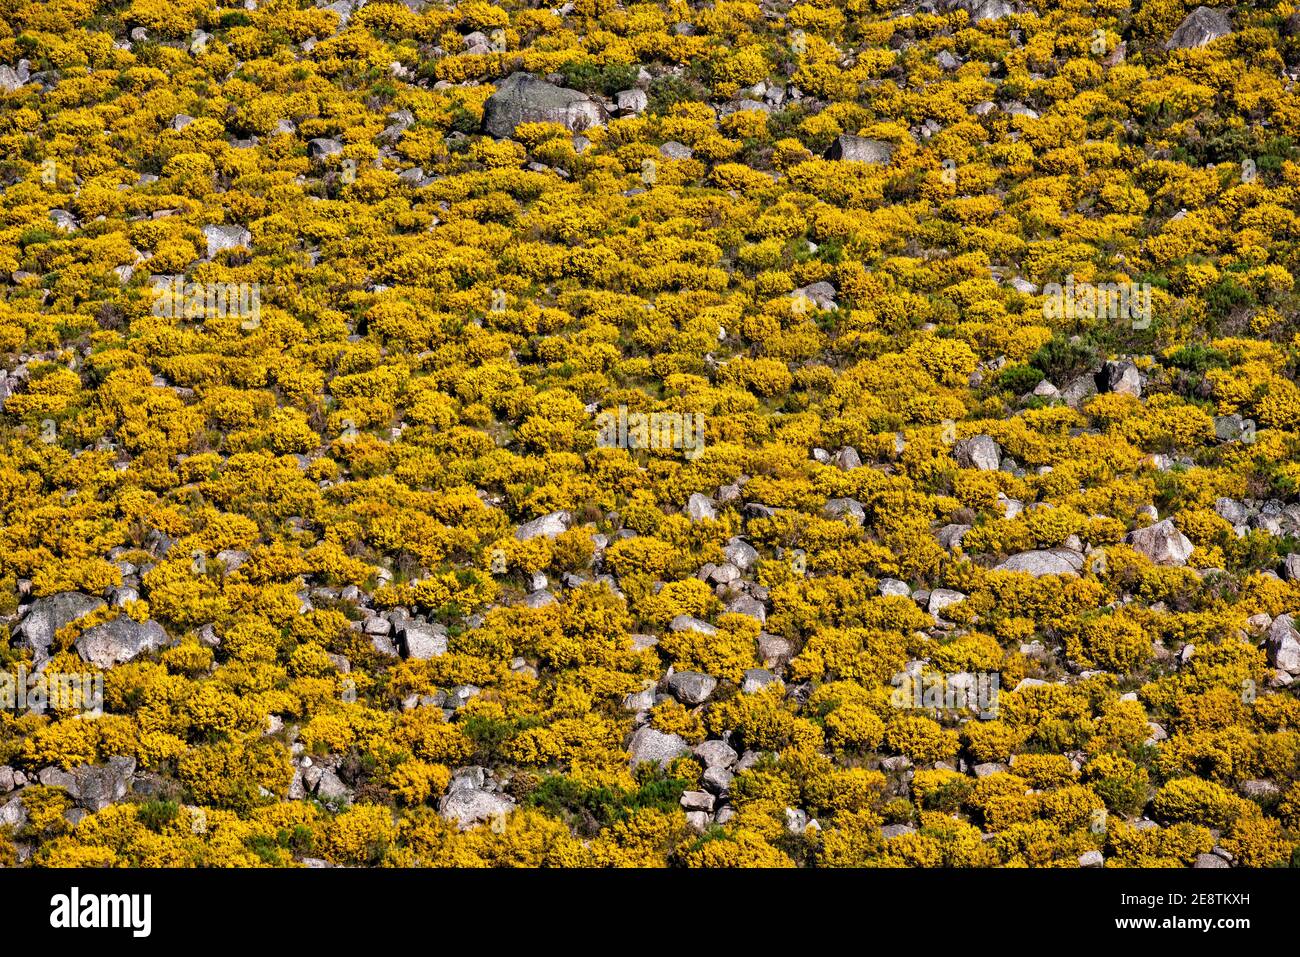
left=75, top=616, right=170, bottom=668
left=826, top=134, right=894, bottom=165
left=1126, top=519, right=1194, bottom=566
left=1166, top=7, right=1231, bottom=50
left=15, top=593, right=107, bottom=668
left=994, top=549, right=1085, bottom=577
left=482, top=73, right=608, bottom=139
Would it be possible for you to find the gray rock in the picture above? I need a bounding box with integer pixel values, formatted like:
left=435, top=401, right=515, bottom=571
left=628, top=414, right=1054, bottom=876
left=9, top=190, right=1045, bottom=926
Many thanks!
left=936, top=524, right=971, bottom=549
left=659, top=141, right=694, bottom=160
left=71, top=757, right=136, bottom=812
left=757, top=633, right=792, bottom=665
left=680, top=790, right=715, bottom=812
left=440, top=788, right=515, bottom=829
left=1003, top=101, right=1040, bottom=119
left=953, top=434, right=1001, bottom=471
left=1098, top=359, right=1142, bottom=397
left=615, top=89, right=648, bottom=114
left=742, top=668, right=779, bottom=694
left=623, top=686, right=656, bottom=711
left=1126, top=519, right=1193, bottom=566
left=1265, top=614, right=1300, bottom=675
left=834, top=447, right=861, bottom=471
left=946, top=0, right=1015, bottom=20
left=685, top=493, right=717, bottom=522
left=447, top=684, right=481, bottom=709
left=448, top=766, right=488, bottom=794
left=380, top=109, right=414, bottom=144
left=726, top=595, right=767, bottom=623
left=516, top=509, right=572, bottom=540
left=0, top=767, right=13, bottom=793
left=627, top=726, right=690, bottom=768
left=1213, top=414, right=1251, bottom=443
left=1166, top=6, right=1231, bottom=50
left=520, top=590, right=557, bottom=608
left=994, top=549, right=1084, bottom=577
left=928, top=589, right=966, bottom=619
left=1078, top=850, right=1104, bottom=868
left=880, top=823, right=916, bottom=839
left=826, top=134, right=894, bottom=164
left=1193, top=852, right=1229, bottom=868
left=702, top=765, right=734, bottom=793
left=0, top=61, right=30, bottom=92
left=202, top=224, right=252, bottom=259
left=1282, top=554, right=1300, bottom=581
left=668, top=671, right=717, bottom=705
left=75, top=617, right=170, bottom=668
left=878, top=578, right=911, bottom=598
left=15, top=592, right=106, bottom=667
left=669, top=615, right=716, bottom=636
left=40, top=766, right=76, bottom=790
left=1239, top=779, right=1281, bottom=802
left=694, top=739, right=738, bottom=769
left=49, top=209, right=79, bottom=232
left=308, top=138, right=344, bottom=161
left=791, top=281, right=838, bottom=311
left=482, top=73, right=608, bottom=138
left=1214, top=497, right=1251, bottom=527
left=723, top=539, right=759, bottom=571
left=966, top=0, right=1014, bottom=20
left=0, top=796, right=27, bottom=829
left=397, top=622, right=448, bottom=660
left=1059, top=375, right=1098, bottom=408
left=309, top=768, right=352, bottom=806
left=320, top=0, right=355, bottom=26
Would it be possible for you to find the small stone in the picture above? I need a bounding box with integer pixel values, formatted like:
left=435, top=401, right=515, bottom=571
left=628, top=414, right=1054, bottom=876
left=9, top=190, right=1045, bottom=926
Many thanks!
left=397, top=622, right=448, bottom=660
left=694, top=740, right=738, bottom=769
left=1126, top=519, right=1194, bottom=567
left=667, top=671, right=717, bottom=705
left=680, top=790, right=715, bottom=812
left=669, top=615, right=716, bottom=636
left=75, top=617, right=170, bottom=668
left=627, top=726, right=691, bottom=768
left=308, top=138, right=344, bottom=161
left=1166, top=6, right=1232, bottom=50
left=928, top=589, right=966, bottom=619
left=953, top=434, right=1001, bottom=471
left=440, top=789, right=515, bottom=829
left=202, top=224, right=252, bottom=259
left=826, top=134, right=894, bottom=164
left=685, top=493, right=717, bottom=522
left=516, top=510, right=572, bottom=540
